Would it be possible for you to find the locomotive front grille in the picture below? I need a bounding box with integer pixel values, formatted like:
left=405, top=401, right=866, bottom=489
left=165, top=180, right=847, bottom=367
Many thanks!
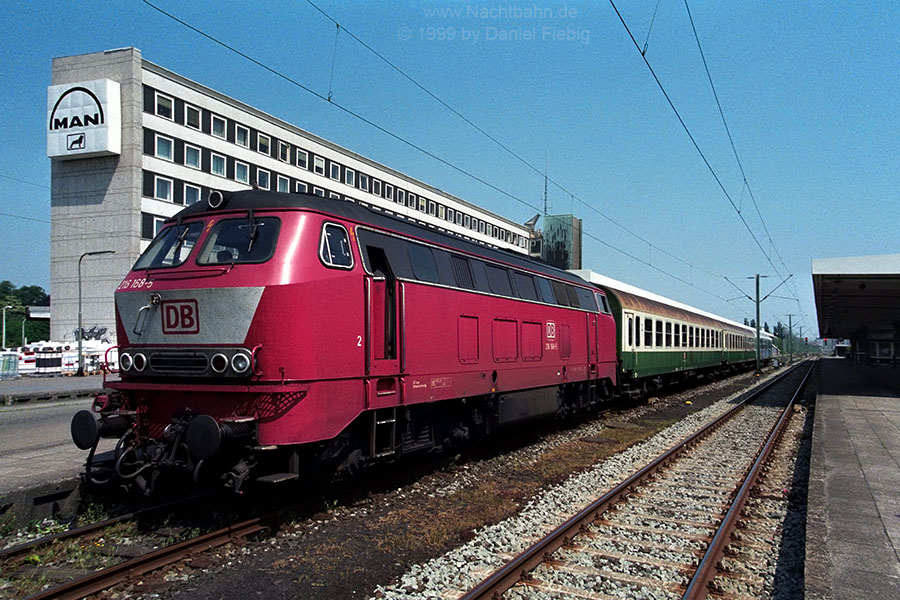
left=149, top=352, right=209, bottom=375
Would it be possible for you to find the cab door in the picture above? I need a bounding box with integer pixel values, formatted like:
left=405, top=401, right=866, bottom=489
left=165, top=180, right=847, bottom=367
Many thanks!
left=363, top=246, right=403, bottom=408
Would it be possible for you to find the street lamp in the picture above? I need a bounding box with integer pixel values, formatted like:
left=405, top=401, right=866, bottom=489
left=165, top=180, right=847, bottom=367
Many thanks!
left=77, top=250, right=115, bottom=376
left=1, top=305, right=12, bottom=349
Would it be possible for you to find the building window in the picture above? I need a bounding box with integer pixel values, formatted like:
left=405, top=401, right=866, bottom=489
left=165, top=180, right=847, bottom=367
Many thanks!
left=236, top=124, right=249, bottom=147
left=385, top=184, right=394, bottom=201
left=438, top=205, right=446, bottom=220
left=428, top=201, right=436, bottom=216
left=184, top=183, right=201, bottom=205
left=330, top=162, right=341, bottom=181
left=464, top=214, right=471, bottom=228
left=155, top=93, right=173, bottom=120
left=155, top=175, right=172, bottom=201
left=184, top=143, right=201, bottom=169
left=154, top=216, right=167, bottom=236
left=257, top=133, right=270, bottom=155
left=396, top=189, right=405, bottom=205
left=296, top=181, right=308, bottom=193
left=358, top=173, right=369, bottom=191
left=372, top=179, right=382, bottom=196
left=297, top=149, right=308, bottom=169
left=257, top=168, right=270, bottom=190
left=329, top=192, right=340, bottom=199
left=211, top=153, right=226, bottom=177
left=313, top=155, right=325, bottom=175
left=235, top=161, right=249, bottom=184
left=185, top=104, right=200, bottom=129
left=447, top=208, right=455, bottom=223
left=345, top=168, right=355, bottom=187
left=407, top=193, right=416, bottom=209
left=418, top=197, right=427, bottom=212
left=155, top=134, right=173, bottom=161
left=456, top=212, right=463, bottom=226
left=478, top=221, right=485, bottom=234
left=278, top=141, right=289, bottom=162
left=277, top=175, right=289, bottom=193
left=211, top=114, right=226, bottom=139
left=313, top=186, right=324, bottom=197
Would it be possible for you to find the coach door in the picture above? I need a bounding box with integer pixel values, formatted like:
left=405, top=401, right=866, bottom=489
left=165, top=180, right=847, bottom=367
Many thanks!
left=624, top=311, right=636, bottom=364
left=363, top=246, right=403, bottom=383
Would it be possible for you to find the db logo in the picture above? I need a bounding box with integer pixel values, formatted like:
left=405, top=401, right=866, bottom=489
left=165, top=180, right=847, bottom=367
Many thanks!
left=161, top=300, right=199, bottom=334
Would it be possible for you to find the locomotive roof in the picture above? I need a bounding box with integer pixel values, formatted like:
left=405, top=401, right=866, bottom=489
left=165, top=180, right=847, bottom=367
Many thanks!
left=573, top=269, right=774, bottom=339
left=170, top=190, right=589, bottom=287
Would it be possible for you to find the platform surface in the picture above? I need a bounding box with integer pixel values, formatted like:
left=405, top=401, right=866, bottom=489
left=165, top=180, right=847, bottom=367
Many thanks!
left=806, top=358, right=900, bottom=599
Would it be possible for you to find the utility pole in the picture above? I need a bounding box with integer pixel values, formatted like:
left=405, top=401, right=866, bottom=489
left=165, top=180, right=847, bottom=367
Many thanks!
left=755, top=274, right=761, bottom=375
left=786, top=313, right=794, bottom=364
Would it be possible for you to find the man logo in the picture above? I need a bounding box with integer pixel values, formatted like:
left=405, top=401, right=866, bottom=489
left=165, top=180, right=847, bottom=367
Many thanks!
left=48, top=86, right=105, bottom=131
left=67, top=133, right=85, bottom=151
left=161, top=300, right=200, bottom=335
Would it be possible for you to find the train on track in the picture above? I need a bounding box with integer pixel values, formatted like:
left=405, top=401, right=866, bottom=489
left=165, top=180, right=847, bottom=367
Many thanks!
left=71, top=190, right=776, bottom=493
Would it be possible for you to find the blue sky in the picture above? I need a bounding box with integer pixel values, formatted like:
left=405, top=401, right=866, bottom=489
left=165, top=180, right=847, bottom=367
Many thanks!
left=2, top=1, right=898, bottom=337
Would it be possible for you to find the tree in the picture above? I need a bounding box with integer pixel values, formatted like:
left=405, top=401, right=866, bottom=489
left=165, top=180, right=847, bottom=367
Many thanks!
left=0, top=281, right=51, bottom=347
left=764, top=322, right=770, bottom=333
left=750, top=319, right=756, bottom=328
left=743, top=317, right=749, bottom=326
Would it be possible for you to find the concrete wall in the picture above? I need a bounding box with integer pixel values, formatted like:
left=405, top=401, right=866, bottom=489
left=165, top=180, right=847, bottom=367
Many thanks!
left=50, top=49, right=144, bottom=342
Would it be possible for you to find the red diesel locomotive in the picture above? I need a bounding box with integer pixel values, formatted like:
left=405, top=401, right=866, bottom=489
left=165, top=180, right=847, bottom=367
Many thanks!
left=71, top=190, right=617, bottom=492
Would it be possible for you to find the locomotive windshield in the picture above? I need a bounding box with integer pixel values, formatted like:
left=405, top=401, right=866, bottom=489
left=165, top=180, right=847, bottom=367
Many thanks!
left=197, top=216, right=280, bottom=265
left=133, top=222, right=204, bottom=270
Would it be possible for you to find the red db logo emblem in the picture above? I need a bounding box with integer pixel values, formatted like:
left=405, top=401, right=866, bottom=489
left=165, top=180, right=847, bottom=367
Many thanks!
left=161, top=300, right=199, bottom=334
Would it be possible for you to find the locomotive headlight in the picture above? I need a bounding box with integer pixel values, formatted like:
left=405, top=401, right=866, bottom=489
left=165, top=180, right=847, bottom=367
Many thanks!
left=133, top=353, right=147, bottom=372
left=231, top=352, right=251, bottom=374
left=119, top=353, right=133, bottom=371
left=210, top=353, right=229, bottom=374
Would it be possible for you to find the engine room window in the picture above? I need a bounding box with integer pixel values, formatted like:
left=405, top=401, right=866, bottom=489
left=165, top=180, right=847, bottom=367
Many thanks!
left=319, top=223, right=353, bottom=268
left=485, top=265, right=513, bottom=297
left=512, top=272, right=538, bottom=301
left=408, top=244, right=439, bottom=282
left=134, top=222, right=203, bottom=270
left=197, top=216, right=280, bottom=265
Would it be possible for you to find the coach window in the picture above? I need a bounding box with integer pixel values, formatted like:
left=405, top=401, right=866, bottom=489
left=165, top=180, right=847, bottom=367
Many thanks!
left=665, top=322, right=672, bottom=347
left=634, top=316, right=641, bottom=348
left=644, top=318, right=653, bottom=347
left=235, top=161, right=249, bottom=184
left=485, top=265, right=513, bottom=296
left=155, top=176, right=173, bottom=202
left=155, top=134, right=173, bottom=161
left=359, top=173, right=368, bottom=191
left=211, top=153, right=226, bottom=177
left=257, top=168, right=270, bottom=190
left=319, top=224, right=354, bottom=269
left=236, top=124, right=250, bottom=147
left=396, top=189, right=405, bottom=205
left=211, top=114, right=227, bottom=139
left=155, top=93, right=173, bottom=119
left=258, top=133, right=271, bottom=155
left=408, top=244, right=440, bottom=283
left=185, top=104, right=201, bottom=129
left=655, top=320, right=663, bottom=347
left=512, top=272, right=538, bottom=301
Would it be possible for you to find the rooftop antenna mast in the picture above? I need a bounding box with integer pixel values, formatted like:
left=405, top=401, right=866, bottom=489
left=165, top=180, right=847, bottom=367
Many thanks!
left=543, top=155, right=548, bottom=216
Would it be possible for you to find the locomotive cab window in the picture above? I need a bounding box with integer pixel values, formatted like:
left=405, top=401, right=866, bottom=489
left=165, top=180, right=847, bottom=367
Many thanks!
left=319, top=223, right=354, bottom=269
left=134, top=222, right=204, bottom=270
left=197, top=216, right=280, bottom=265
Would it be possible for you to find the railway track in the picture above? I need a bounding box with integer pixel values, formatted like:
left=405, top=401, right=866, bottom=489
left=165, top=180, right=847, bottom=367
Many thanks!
left=459, top=360, right=814, bottom=600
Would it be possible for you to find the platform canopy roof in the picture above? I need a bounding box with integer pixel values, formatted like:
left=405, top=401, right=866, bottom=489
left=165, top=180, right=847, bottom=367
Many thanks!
left=812, top=254, right=900, bottom=340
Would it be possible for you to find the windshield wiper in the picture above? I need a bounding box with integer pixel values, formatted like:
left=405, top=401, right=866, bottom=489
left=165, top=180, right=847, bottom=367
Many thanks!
left=246, top=208, right=260, bottom=254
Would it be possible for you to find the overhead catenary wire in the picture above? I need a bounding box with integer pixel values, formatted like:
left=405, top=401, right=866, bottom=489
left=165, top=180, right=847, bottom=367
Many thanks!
left=303, top=0, right=725, bottom=282
left=607, top=0, right=785, bottom=284
left=682, top=0, right=801, bottom=306
left=140, top=0, right=744, bottom=308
